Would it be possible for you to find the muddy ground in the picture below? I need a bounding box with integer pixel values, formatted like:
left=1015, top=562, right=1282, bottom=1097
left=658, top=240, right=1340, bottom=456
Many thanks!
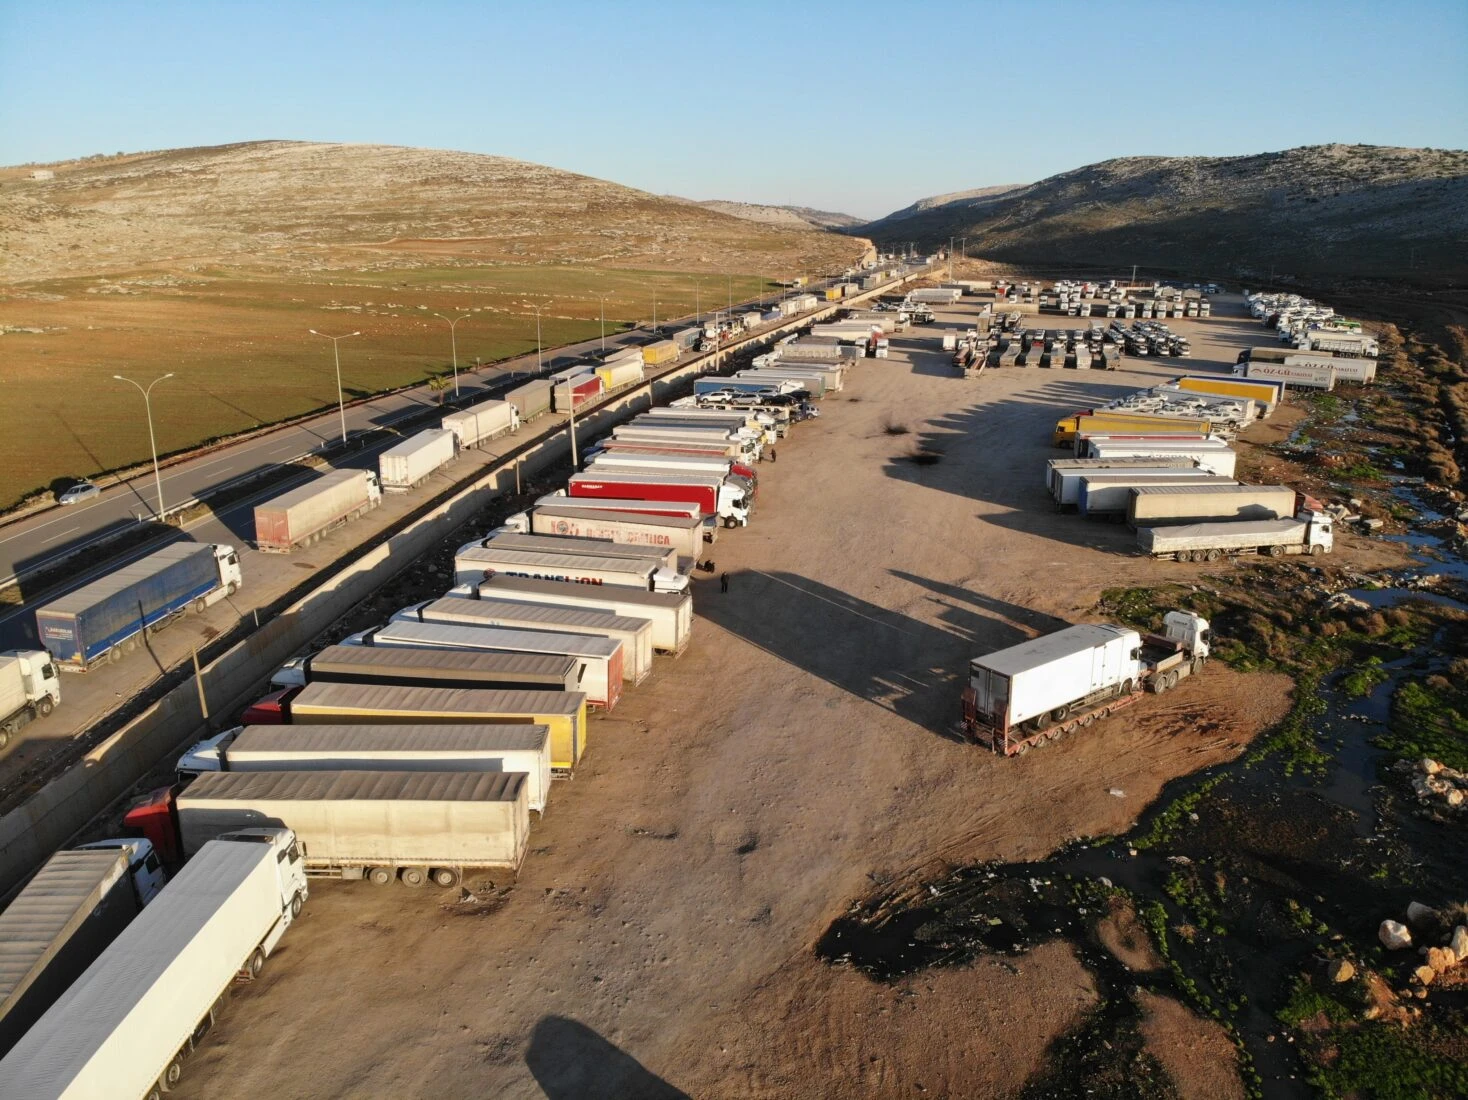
left=166, top=298, right=1405, bottom=1098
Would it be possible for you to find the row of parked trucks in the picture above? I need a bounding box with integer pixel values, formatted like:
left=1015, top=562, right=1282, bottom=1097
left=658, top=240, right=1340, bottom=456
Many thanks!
left=0, top=281, right=876, bottom=1096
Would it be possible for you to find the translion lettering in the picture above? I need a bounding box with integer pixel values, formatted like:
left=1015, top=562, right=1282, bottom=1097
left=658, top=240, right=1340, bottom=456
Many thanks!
left=503, top=569, right=603, bottom=586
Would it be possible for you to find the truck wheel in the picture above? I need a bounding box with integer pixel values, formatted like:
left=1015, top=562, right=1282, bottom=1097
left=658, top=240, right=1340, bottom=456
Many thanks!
left=368, top=866, right=395, bottom=887
left=432, top=867, right=461, bottom=889
left=1050, top=705, right=1071, bottom=723
left=1165, top=671, right=1180, bottom=690
left=0, top=729, right=10, bottom=751
left=1205, top=548, right=1222, bottom=562
left=194, top=598, right=208, bottom=614
left=245, top=948, right=265, bottom=980
left=1121, top=680, right=1135, bottom=697
left=227, top=581, right=239, bottom=595
left=400, top=866, right=428, bottom=888
left=1174, top=551, right=1189, bottom=562
left=1153, top=676, right=1168, bottom=695
left=1077, top=713, right=1094, bottom=728
left=1269, top=544, right=1286, bottom=558
left=158, top=1055, right=184, bottom=1092
left=37, top=696, right=54, bottom=717
left=146, top=1086, right=164, bottom=1100
left=1309, top=544, right=1324, bottom=556
left=108, top=646, right=122, bottom=664
left=290, top=891, right=304, bottom=919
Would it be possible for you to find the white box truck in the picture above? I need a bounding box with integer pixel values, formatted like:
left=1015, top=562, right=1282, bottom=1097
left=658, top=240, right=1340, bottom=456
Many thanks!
left=962, top=612, right=1210, bottom=756
left=177, top=771, right=530, bottom=885
left=0, top=649, right=60, bottom=750
left=379, top=428, right=458, bottom=491
left=176, top=724, right=552, bottom=816
left=0, top=830, right=305, bottom=1100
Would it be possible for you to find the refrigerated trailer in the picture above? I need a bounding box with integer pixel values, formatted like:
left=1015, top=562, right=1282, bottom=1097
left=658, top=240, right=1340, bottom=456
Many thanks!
left=379, top=428, right=458, bottom=491
left=962, top=612, right=1210, bottom=755
left=1053, top=412, right=1217, bottom=447
left=397, top=596, right=654, bottom=684
left=468, top=530, right=680, bottom=574
left=0, top=842, right=166, bottom=1059
left=0, top=831, right=306, bottom=1100
left=505, top=378, right=552, bottom=422
left=357, top=618, right=623, bottom=711
left=588, top=451, right=757, bottom=487
left=474, top=573, right=693, bottom=655
left=441, top=398, right=519, bottom=449
left=1047, top=458, right=1200, bottom=506
left=269, top=643, right=581, bottom=694
left=515, top=504, right=708, bottom=558
left=453, top=545, right=689, bottom=593
left=535, top=492, right=702, bottom=521
left=1077, top=475, right=1236, bottom=518
left=178, top=771, right=529, bottom=883
left=1084, top=441, right=1238, bottom=477
left=1127, top=484, right=1298, bottom=527
left=253, top=468, right=381, bottom=552
left=35, top=543, right=243, bottom=671
left=176, top=724, right=552, bottom=814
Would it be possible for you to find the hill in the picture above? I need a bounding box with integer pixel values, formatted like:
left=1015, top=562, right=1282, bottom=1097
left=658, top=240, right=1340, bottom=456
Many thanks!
left=694, top=199, right=865, bottom=231
left=0, top=141, right=868, bottom=283
left=857, top=145, right=1468, bottom=284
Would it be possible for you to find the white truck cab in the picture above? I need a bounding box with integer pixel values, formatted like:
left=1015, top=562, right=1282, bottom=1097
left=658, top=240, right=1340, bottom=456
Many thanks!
left=177, top=726, right=245, bottom=779
left=1160, top=611, right=1211, bottom=661
left=1303, top=511, right=1334, bottom=553
left=0, top=649, right=61, bottom=749
left=652, top=568, right=690, bottom=595
left=719, top=484, right=751, bottom=528
left=216, top=827, right=309, bottom=930
left=211, top=544, right=244, bottom=594
left=73, top=837, right=169, bottom=904
left=365, top=471, right=383, bottom=505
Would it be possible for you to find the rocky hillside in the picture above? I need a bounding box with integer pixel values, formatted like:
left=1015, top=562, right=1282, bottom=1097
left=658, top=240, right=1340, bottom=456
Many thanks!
left=858, top=145, right=1468, bottom=284
left=0, top=141, right=868, bottom=283
left=695, top=199, right=864, bottom=230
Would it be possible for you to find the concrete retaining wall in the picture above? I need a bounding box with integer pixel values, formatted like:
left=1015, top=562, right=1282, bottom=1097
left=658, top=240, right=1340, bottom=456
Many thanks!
left=0, top=268, right=926, bottom=894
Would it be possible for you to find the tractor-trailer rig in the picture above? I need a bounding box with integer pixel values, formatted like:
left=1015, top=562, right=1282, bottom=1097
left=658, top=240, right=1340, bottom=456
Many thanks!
left=254, top=468, right=381, bottom=552
left=962, top=611, right=1211, bottom=756
left=467, top=530, right=680, bottom=573
left=588, top=451, right=757, bottom=492
left=474, top=573, right=693, bottom=655
left=1047, top=457, right=1198, bottom=503
left=399, top=595, right=654, bottom=684
left=0, top=841, right=166, bottom=1059
left=35, top=543, right=243, bottom=671
left=517, top=504, right=708, bottom=558
left=243, top=682, right=590, bottom=772
left=355, top=618, right=623, bottom=711
left=176, top=724, right=552, bottom=815
left=1127, top=484, right=1299, bottom=527
left=441, top=398, right=519, bottom=449
left=1084, top=441, right=1238, bottom=477
left=379, top=428, right=458, bottom=491
left=568, top=470, right=751, bottom=528
left=505, top=378, right=552, bottom=422
left=612, top=425, right=760, bottom=460
left=178, top=771, right=529, bottom=886
left=0, top=830, right=305, bottom=1100
left=1138, top=511, right=1334, bottom=561
left=0, top=649, right=60, bottom=750
left=1077, top=475, right=1236, bottom=518
left=268, top=642, right=582, bottom=694
left=453, top=545, right=689, bottom=594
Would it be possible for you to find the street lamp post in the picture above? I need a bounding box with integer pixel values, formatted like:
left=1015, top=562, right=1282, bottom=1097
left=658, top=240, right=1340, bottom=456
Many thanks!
left=599, top=297, right=607, bottom=355
left=113, top=372, right=174, bottom=520
left=308, top=329, right=360, bottom=445
left=431, top=312, right=470, bottom=396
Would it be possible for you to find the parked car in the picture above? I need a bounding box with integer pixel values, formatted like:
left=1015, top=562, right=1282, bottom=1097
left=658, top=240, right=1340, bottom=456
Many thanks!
left=57, top=480, right=100, bottom=505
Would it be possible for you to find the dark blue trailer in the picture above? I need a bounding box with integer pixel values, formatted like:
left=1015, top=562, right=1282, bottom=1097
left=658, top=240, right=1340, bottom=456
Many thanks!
left=35, top=543, right=242, bottom=671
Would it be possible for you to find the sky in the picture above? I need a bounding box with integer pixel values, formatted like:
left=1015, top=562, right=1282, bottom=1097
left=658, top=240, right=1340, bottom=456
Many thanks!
left=2, top=0, right=1465, bottom=220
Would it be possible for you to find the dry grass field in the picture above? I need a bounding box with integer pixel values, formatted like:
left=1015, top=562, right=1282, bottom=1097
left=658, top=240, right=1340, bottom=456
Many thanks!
left=0, top=141, right=868, bottom=506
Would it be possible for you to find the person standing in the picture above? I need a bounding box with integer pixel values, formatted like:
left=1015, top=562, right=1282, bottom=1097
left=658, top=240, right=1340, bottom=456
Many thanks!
left=769, top=447, right=777, bottom=463
left=720, top=572, right=729, bottom=594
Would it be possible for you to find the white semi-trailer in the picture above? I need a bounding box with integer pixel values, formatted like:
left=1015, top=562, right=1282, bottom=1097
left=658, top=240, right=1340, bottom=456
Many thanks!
left=441, top=398, right=519, bottom=449
left=962, top=612, right=1211, bottom=756
left=0, top=830, right=306, bottom=1100
left=1138, top=511, right=1334, bottom=561
left=452, top=545, right=689, bottom=594
left=466, top=530, right=680, bottom=574
left=379, top=428, right=458, bottom=491
left=512, top=504, right=710, bottom=559
left=470, top=573, right=693, bottom=655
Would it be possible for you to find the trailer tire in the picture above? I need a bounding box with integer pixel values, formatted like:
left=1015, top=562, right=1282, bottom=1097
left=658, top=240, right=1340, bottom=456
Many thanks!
left=1050, top=704, right=1071, bottom=723
left=400, top=866, right=428, bottom=888
left=1174, top=551, right=1189, bottom=562
left=158, top=1054, right=184, bottom=1092
left=1205, top=548, right=1222, bottom=562
left=0, top=729, right=9, bottom=751
left=1309, top=544, right=1324, bottom=556
left=146, top=1085, right=164, bottom=1100
left=37, top=696, right=54, bottom=718
left=1268, top=544, right=1286, bottom=558
left=1164, top=670, right=1180, bottom=690
left=245, top=948, right=265, bottom=980
left=1077, top=713, right=1094, bottom=728
left=432, top=867, right=461, bottom=889
left=368, top=866, right=395, bottom=887
left=107, top=646, right=122, bottom=664
left=1121, top=680, right=1134, bottom=697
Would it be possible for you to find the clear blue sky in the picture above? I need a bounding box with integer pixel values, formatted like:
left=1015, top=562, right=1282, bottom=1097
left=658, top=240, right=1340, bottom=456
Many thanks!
left=2, top=0, right=1464, bottom=219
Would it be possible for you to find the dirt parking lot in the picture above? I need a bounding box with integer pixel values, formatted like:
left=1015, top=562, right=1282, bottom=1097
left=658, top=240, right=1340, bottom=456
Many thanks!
left=174, top=296, right=1300, bottom=1098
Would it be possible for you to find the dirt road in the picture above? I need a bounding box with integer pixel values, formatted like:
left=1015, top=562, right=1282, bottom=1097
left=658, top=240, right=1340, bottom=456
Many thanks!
left=174, top=299, right=1298, bottom=1098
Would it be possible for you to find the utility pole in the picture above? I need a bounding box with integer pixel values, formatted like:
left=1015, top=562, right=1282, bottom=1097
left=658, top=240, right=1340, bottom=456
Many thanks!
left=599, top=296, right=607, bottom=354
left=308, top=329, right=360, bottom=445
left=113, top=372, right=174, bottom=519
left=430, top=311, right=470, bottom=395
left=534, top=305, right=543, bottom=374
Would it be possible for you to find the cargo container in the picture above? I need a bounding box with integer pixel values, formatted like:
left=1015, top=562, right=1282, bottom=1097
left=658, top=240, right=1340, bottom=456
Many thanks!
left=669, top=327, right=701, bottom=352
left=908, top=288, right=962, bottom=303
left=475, top=573, right=693, bottom=655
left=178, top=771, right=529, bottom=881
left=1238, top=356, right=1336, bottom=390
left=453, top=545, right=689, bottom=594
left=521, top=504, right=708, bottom=559
left=0, top=649, right=60, bottom=750
left=588, top=451, right=756, bottom=490
left=268, top=643, right=580, bottom=694
left=176, top=724, right=552, bottom=815
left=962, top=612, right=1210, bottom=756
left=1073, top=432, right=1217, bottom=459
left=0, top=841, right=166, bottom=1059
left=399, top=595, right=654, bottom=684
left=1127, top=484, right=1298, bottom=527
left=1084, top=441, right=1238, bottom=478
left=568, top=469, right=750, bottom=528
left=1077, top=475, right=1236, bottom=518
left=1053, top=411, right=1216, bottom=447
left=611, top=427, right=757, bottom=460
left=1138, top=511, right=1334, bottom=561
left=35, top=543, right=243, bottom=670
left=595, top=360, right=645, bottom=391
left=553, top=373, right=603, bottom=411
left=441, top=398, right=519, bottom=449
left=1239, top=345, right=1374, bottom=384
left=244, top=682, right=589, bottom=771
left=741, top=362, right=844, bottom=393
left=593, top=436, right=744, bottom=460
left=641, top=339, right=680, bottom=367
left=1046, top=458, right=1203, bottom=502
left=378, top=428, right=458, bottom=491
left=535, top=491, right=702, bottom=521
left=0, top=831, right=305, bottom=1100
left=505, top=378, right=552, bottom=422
left=472, top=530, right=680, bottom=573
left=357, top=619, right=622, bottom=711
left=254, top=468, right=381, bottom=552
left=1161, top=376, right=1282, bottom=414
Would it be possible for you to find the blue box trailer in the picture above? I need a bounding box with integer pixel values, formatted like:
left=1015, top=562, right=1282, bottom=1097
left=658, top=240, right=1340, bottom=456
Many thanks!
left=35, top=543, right=241, bottom=671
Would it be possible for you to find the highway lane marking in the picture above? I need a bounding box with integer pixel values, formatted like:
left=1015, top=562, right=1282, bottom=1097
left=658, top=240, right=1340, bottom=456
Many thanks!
left=39, top=526, right=81, bottom=546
